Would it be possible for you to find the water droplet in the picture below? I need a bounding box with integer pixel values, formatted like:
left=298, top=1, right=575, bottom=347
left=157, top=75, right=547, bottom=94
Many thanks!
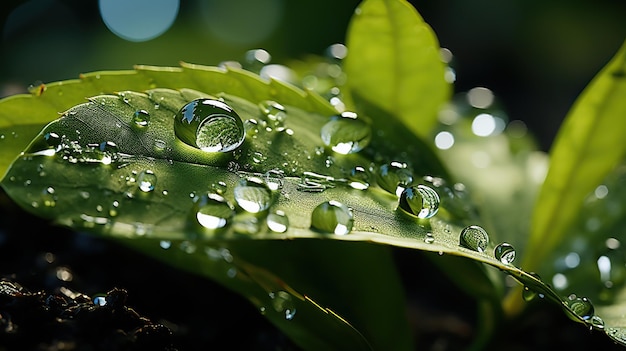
left=133, top=109, right=150, bottom=127
left=174, top=98, right=245, bottom=153
left=41, top=187, right=56, bottom=207
left=320, top=112, right=371, bottom=154
left=590, top=315, right=605, bottom=330
left=93, top=295, right=107, bottom=306
left=269, top=291, right=296, bottom=320
left=259, top=100, right=286, bottom=125
left=232, top=213, right=260, bottom=234
left=377, top=162, right=413, bottom=196
left=194, top=193, right=235, bottom=231
left=566, top=295, right=594, bottom=321
left=398, top=185, right=440, bottom=219
left=459, top=225, right=489, bottom=252
left=311, top=200, right=353, bottom=235
left=424, top=233, right=435, bottom=244
left=137, top=170, right=157, bottom=192
left=522, top=286, right=538, bottom=302
left=347, top=166, right=370, bottom=190
left=154, top=139, right=166, bottom=151
left=233, top=177, right=272, bottom=214
left=159, top=240, right=172, bottom=249
left=494, top=242, right=516, bottom=264
left=267, top=210, right=289, bottom=233
left=263, top=169, right=284, bottom=191
left=211, top=181, right=227, bottom=195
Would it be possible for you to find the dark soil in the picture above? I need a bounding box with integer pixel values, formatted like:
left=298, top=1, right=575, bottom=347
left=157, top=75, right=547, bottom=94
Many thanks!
left=0, top=188, right=623, bottom=351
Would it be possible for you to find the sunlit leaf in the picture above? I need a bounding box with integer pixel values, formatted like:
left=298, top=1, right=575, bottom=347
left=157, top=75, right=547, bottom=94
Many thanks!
left=524, top=40, right=626, bottom=273
left=344, top=0, right=451, bottom=139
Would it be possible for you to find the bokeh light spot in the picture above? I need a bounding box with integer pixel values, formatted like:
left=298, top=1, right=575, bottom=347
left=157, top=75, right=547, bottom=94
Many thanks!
left=99, top=0, right=179, bottom=42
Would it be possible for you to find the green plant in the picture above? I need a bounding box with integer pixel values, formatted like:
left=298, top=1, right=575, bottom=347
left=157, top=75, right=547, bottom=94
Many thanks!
left=1, top=0, right=625, bottom=349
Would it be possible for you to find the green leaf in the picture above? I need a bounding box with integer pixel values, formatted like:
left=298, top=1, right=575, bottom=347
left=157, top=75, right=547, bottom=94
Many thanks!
left=523, top=40, right=626, bottom=273
left=344, top=0, right=451, bottom=139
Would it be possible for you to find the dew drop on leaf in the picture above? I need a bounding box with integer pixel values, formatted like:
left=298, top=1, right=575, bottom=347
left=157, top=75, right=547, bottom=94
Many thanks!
left=263, top=169, right=284, bottom=191
left=590, top=315, right=605, bottom=330
left=494, top=242, right=516, bottom=264
left=377, top=162, right=413, bottom=196
left=174, top=98, right=245, bottom=153
left=566, top=295, right=594, bottom=321
left=522, top=286, right=538, bottom=302
left=270, top=291, right=296, bottom=320
left=320, top=112, right=371, bottom=155
left=424, top=233, right=435, bottom=244
left=133, top=109, right=150, bottom=127
left=310, top=200, right=353, bottom=235
left=398, top=184, right=440, bottom=219
left=459, top=225, right=489, bottom=252
left=267, top=210, right=289, bottom=233
left=259, top=100, right=286, bottom=125
left=137, top=170, right=157, bottom=193
left=233, top=177, right=272, bottom=214
left=194, top=193, right=234, bottom=231
left=347, top=166, right=370, bottom=190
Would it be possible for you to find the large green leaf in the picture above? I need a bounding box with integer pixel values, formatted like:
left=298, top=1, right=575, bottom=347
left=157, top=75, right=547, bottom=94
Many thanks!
left=344, top=0, right=451, bottom=139
left=523, top=40, right=626, bottom=273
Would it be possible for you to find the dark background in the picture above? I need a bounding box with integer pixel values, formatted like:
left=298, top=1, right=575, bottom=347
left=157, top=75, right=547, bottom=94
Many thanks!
left=1, top=0, right=625, bottom=150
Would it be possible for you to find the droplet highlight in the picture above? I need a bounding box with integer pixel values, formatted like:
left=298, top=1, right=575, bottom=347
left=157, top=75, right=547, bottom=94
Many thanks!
left=174, top=98, right=245, bottom=152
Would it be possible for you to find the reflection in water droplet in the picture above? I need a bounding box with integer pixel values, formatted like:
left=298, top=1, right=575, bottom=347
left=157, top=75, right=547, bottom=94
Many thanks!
left=310, top=200, right=353, bottom=235
left=267, top=210, right=289, bottom=233
left=133, top=109, right=150, bottom=127
left=459, top=225, right=489, bottom=252
left=377, top=162, right=413, bottom=196
left=398, top=185, right=440, bottom=219
left=233, top=177, right=272, bottom=213
left=320, top=112, right=371, bottom=154
left=174, top=99, right=245, bottom=152
left=494, top=242, right=516, bottom=264
left=566, top=295, right=594, bottom=321
left=270, top=291, right=296, bottom=320
left=195, top=193, right=234, bottom=231
left=93, top=295, right=107, bottom=306
left=348, top=166, right=369, bottom=190
left=138, top=170, right=157, bottom=192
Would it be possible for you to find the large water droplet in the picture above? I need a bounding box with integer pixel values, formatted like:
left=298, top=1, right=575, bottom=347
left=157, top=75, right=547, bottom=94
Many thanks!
left=233, top=177, right=272, bottom=214
left=377, top=162, right=413, bottom=196
left=137, top=170, right=157, bottom=192
left=320, top=112, right=371, bottom=154
left=459, top=225, right=489, bottom=252
left=398, top=185, right=440, bottom=219
left=267, top=210, right=289, bottom=233
left=566, top=295, right=594, bottom=321
left=174, top=98, right=245, bottom=152
left=494, top=242, right=516, bottom=264
left=133, top=109, right=150, bottom=127
left=310, top=200, right=353, bottom=235
left=270, top=291, right=296, bottom=320
left=194, top=193, right=235, bottom=231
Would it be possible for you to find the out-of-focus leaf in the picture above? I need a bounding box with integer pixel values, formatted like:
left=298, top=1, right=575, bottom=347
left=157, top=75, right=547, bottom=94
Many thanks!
left=524, top=41, right=626, bottom=275
left=344, top=0, right=451, bottom=139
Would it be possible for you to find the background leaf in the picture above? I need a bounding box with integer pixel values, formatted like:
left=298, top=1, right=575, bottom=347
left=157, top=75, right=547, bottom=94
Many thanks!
left=344, top=0, right=451, bottom=139
left=523, top=40, right=626, bottom=274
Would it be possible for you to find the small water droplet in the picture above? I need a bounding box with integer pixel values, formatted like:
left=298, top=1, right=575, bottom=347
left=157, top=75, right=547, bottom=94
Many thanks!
left=138, top=170, right=157, bottom=192
left=233, top=177, right=272, bottom=214
left=424, top=233, right=435, bottom=244
left=494, top=242, right=516, bottom=264
left=133, top=109, right=150, bottom=127
left=194, top=193, right=235, bottom=231
left=590, top=315, right=605, bottom=330
left=320, top=112, right=371, bottom=154
left=269, top=291, right=296, bottom=320
left=154, top=139, right=166, bottom=151
left=159, top=240, right=172, bottom=249
left=267, top=210, right=289, bottom=233
left=174, top=99, right=245, bottom=153
left=264, top=169, right=284, bottom=191
left=459, top=225, right=489, bottom=252
left=377, top=162, right=413, bottom=196
left=566, top=295, right=594, bottom=321
left=211, top=181, right=228, bottom=195
left=311, top=200, right=353, bottom=235
left=93, top=295, right=107, bottom=306
left=522, top=286, right=538, bottom=302
left=259, top=100, right=286, bottom=125
left=398, top=185, right=440, bottom=219
left=348, top=166, right=370, bottom=190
